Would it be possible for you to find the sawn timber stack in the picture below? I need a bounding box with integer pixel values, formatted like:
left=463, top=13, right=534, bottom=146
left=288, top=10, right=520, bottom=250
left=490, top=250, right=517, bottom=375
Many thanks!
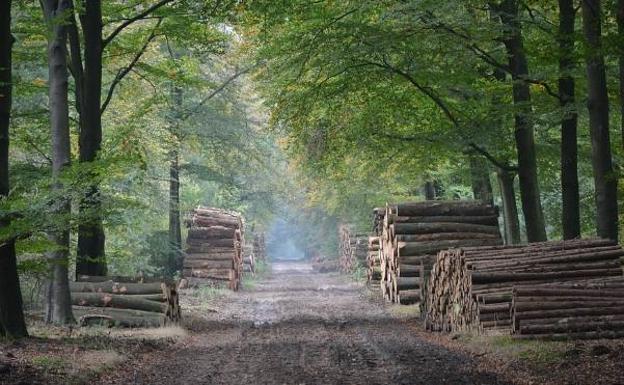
left=183, top=206, right=244, bottom=290
left=339, top=225, right=368, bottom=273
left=378, top=200, right=502, bottom=305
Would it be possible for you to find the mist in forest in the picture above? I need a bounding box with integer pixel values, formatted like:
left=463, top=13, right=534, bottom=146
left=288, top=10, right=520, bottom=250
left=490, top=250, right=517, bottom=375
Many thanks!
left=266, top=218, right=305, bottom=260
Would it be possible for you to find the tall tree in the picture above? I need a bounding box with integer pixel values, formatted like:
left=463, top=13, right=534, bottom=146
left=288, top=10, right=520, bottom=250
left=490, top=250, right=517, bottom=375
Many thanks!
left=582, top=0, right=619, bottom=240
left=559, top=0, right=580, bottom=239
left=42, top=0, right=75, bottom=324
left=493, top=0, right=547, bottom=242
left=72, top=0, right=171, bottom=278
left=469, top=155, right=494, bottom=205
left=497, top=169, right=521, bottom=244
left=617, top=0, right=624, bottom=148
left=0, top=0, right=29, bottom=338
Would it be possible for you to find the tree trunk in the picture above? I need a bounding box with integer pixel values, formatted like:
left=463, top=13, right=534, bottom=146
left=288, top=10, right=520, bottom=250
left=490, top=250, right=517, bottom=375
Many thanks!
left=559, top=0, right=581, bottom=240
left=168, top=148, right=182, bottom=276
left=0, top=0, right=28, bottom=338
left=618, top=0, right=624, bottom=149
left=497, top=169, right=521, bottom=244
left=582, top=0, right=619, bottom=241
left=76, top=0, right=107, bottom=277
left=424, top=181, right=436, bottom=200
left=42, top=0, right=75, bottom=325
left=496, top=0, right=547, bottom=242
left=469, top=155, right=494, bottom=206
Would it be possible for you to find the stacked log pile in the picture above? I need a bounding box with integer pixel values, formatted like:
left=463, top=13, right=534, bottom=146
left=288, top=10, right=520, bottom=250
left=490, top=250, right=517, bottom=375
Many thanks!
left=511, top=278, right=624, bottom=340
left=339, top=225, right=368, bottom=273
left=425, top=239, right=624, bottom=334
left=379, top=200, right=502, bottom=305
left=253, top=232, right=267, bottom=261
left=70, top=276, right=180, bottom=327
left=183, top=206, right=244, bottom=290
left=367, top=236, right=381, bottom=285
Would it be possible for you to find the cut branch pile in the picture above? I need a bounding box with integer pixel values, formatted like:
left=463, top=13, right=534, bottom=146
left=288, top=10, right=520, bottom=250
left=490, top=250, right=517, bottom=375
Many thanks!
left=70, top=276, right=181, bottom=327
left=511, top=278, right=624, bottom=340
left=182, top=206, right=244, bottom=290
left=379, top=200, right=502, bottom=305
left=425, top=238, right=624, bottom=334
left=339, top=225, right=368, bottom=273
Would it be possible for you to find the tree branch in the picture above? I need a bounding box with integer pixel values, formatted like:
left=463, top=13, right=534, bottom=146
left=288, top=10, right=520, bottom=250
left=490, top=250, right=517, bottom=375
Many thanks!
left=101, top=0, right=173, bottom=48
left=101, top=19, right=162, bottom=115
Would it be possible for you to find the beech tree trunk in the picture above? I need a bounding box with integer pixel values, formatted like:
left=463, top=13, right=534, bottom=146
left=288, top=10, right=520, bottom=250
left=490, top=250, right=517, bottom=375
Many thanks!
left=582, top=0, right=619, bottom=241
left=496, top=0, right=547, bottom=242
left=618, top=0, right=624, bottom=149
left=469, top=155, right=494, bottom=206
left=497, top=169, right=521, bottom=245
left=559, top=0, right=581, bottom=240
left=42, top=0, right=75, bottom=325
left=76, top=0, right=107, bottom=277
left=0, top=0, right=28, bottom=338
left=168, top=148, right=182, bottom=276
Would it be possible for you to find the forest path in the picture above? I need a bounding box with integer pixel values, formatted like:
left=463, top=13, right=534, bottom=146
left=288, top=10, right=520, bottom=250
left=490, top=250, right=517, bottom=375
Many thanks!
left=103, top=261, right=510, bottom=385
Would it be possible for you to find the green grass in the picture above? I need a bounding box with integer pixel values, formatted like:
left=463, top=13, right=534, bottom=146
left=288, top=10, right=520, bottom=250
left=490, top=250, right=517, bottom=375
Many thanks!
left=350, top=265, right=367, bottom=282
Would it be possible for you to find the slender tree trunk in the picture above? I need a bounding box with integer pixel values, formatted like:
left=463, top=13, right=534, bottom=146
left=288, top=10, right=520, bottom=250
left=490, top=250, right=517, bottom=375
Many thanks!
left=469, top=155, right=494, bottom=206
left=168, top=149, right=182, bottom=276
left=559, top=0, right=581, bottom=239
left=497, top=169, right=521, bottom=244
left=424, top=181, right=436, bottom=200
left=0, top=0, right=28, bottom=338
left=495, top=0, right=547, bottom=242
left=42, top=0, right=75, bottom=325
left=582, top=0, right=619, bottom=241
left=618, top=0, right=624, bottom=149
left=76, top=0, right=107, bottom=277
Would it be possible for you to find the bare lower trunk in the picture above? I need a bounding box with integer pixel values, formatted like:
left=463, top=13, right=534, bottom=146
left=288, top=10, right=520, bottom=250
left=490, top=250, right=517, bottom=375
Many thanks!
left=0, top=0, right=28, bottom=338
left=424, top=181, right=436, bottom=200
left=618, top=0, right=624, bottom=149
left=582, top=0, right=619, bottom=241
left=497, top=169, right=521, bottom=245
left=469, top=155, right=494, bottom=206
left=77, top=0, right=107, bottom=277
left=559, top=0, right=580, bottom=240
left=42, top=0, right=75, bottom=325
left=495, top=0, right=547, bottom=242
left=168, top=149, right=182, bottom=277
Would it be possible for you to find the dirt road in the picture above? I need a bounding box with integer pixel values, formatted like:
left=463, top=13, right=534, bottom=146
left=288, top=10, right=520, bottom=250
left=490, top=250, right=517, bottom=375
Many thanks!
left=108, top=261, right=510, bottom=385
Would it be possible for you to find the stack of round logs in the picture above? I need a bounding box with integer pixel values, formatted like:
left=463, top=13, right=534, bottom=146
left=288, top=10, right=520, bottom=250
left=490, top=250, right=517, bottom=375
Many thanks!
left=367, top=236, right=381, bottom=285
left=70, top=276, right=181, bottom=327
left=379, top=200, right=502, bottom=305
left=511, top=278, right=624, bottom=340
left=183, top=206, right=244, bottom=290
left=253, top=232, right=267, bottom=261
left=425, top=238, right=624, bottom=335
left=339, top=225, right=368, bottom=273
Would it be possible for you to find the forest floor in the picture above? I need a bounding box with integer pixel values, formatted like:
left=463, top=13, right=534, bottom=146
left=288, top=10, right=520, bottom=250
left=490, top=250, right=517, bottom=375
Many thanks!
left=2, top=261, right=624, bottom=385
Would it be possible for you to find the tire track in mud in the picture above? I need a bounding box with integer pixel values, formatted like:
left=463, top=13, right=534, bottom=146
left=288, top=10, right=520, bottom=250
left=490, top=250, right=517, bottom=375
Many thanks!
left=101, top=261, right=510, bottom=385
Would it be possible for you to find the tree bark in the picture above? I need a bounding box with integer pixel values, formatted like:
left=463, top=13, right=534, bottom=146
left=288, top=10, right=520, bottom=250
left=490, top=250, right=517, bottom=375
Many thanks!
left=424, top=181, right=436, bottom=200
left=582, top=0, right=619, bottom=241
left=618, top=0, right=624, bottom=149
left=559, top=0, right=581, bottom=239
left=76, top=0, right=107, bottom=277
left=168, top=148, right=182, bottom=276
left=496, top=0, right=547, bottom=242
left=469, top=155, right=494, bottom=206
left=0, top=0, right=28, bottom=338
left=496, top=169, right=521, bottom=244
left=42, top=0, right=75, bottom=325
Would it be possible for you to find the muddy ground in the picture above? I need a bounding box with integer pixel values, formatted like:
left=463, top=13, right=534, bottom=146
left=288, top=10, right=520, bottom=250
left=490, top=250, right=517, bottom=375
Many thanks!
left=3, top=261, right=623, bottom=385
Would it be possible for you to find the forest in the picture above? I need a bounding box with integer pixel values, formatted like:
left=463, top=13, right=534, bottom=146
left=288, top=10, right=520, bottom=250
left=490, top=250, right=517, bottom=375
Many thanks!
left=2, top=1, right=624, bottom=384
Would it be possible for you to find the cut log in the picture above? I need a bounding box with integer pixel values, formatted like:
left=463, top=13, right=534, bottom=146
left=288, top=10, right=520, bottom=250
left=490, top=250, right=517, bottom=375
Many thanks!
left=73, top=306, right=167, bottom=328
left=71, top=292, right=166, bottom=313
left=70, top=281, right=164, bottom=295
